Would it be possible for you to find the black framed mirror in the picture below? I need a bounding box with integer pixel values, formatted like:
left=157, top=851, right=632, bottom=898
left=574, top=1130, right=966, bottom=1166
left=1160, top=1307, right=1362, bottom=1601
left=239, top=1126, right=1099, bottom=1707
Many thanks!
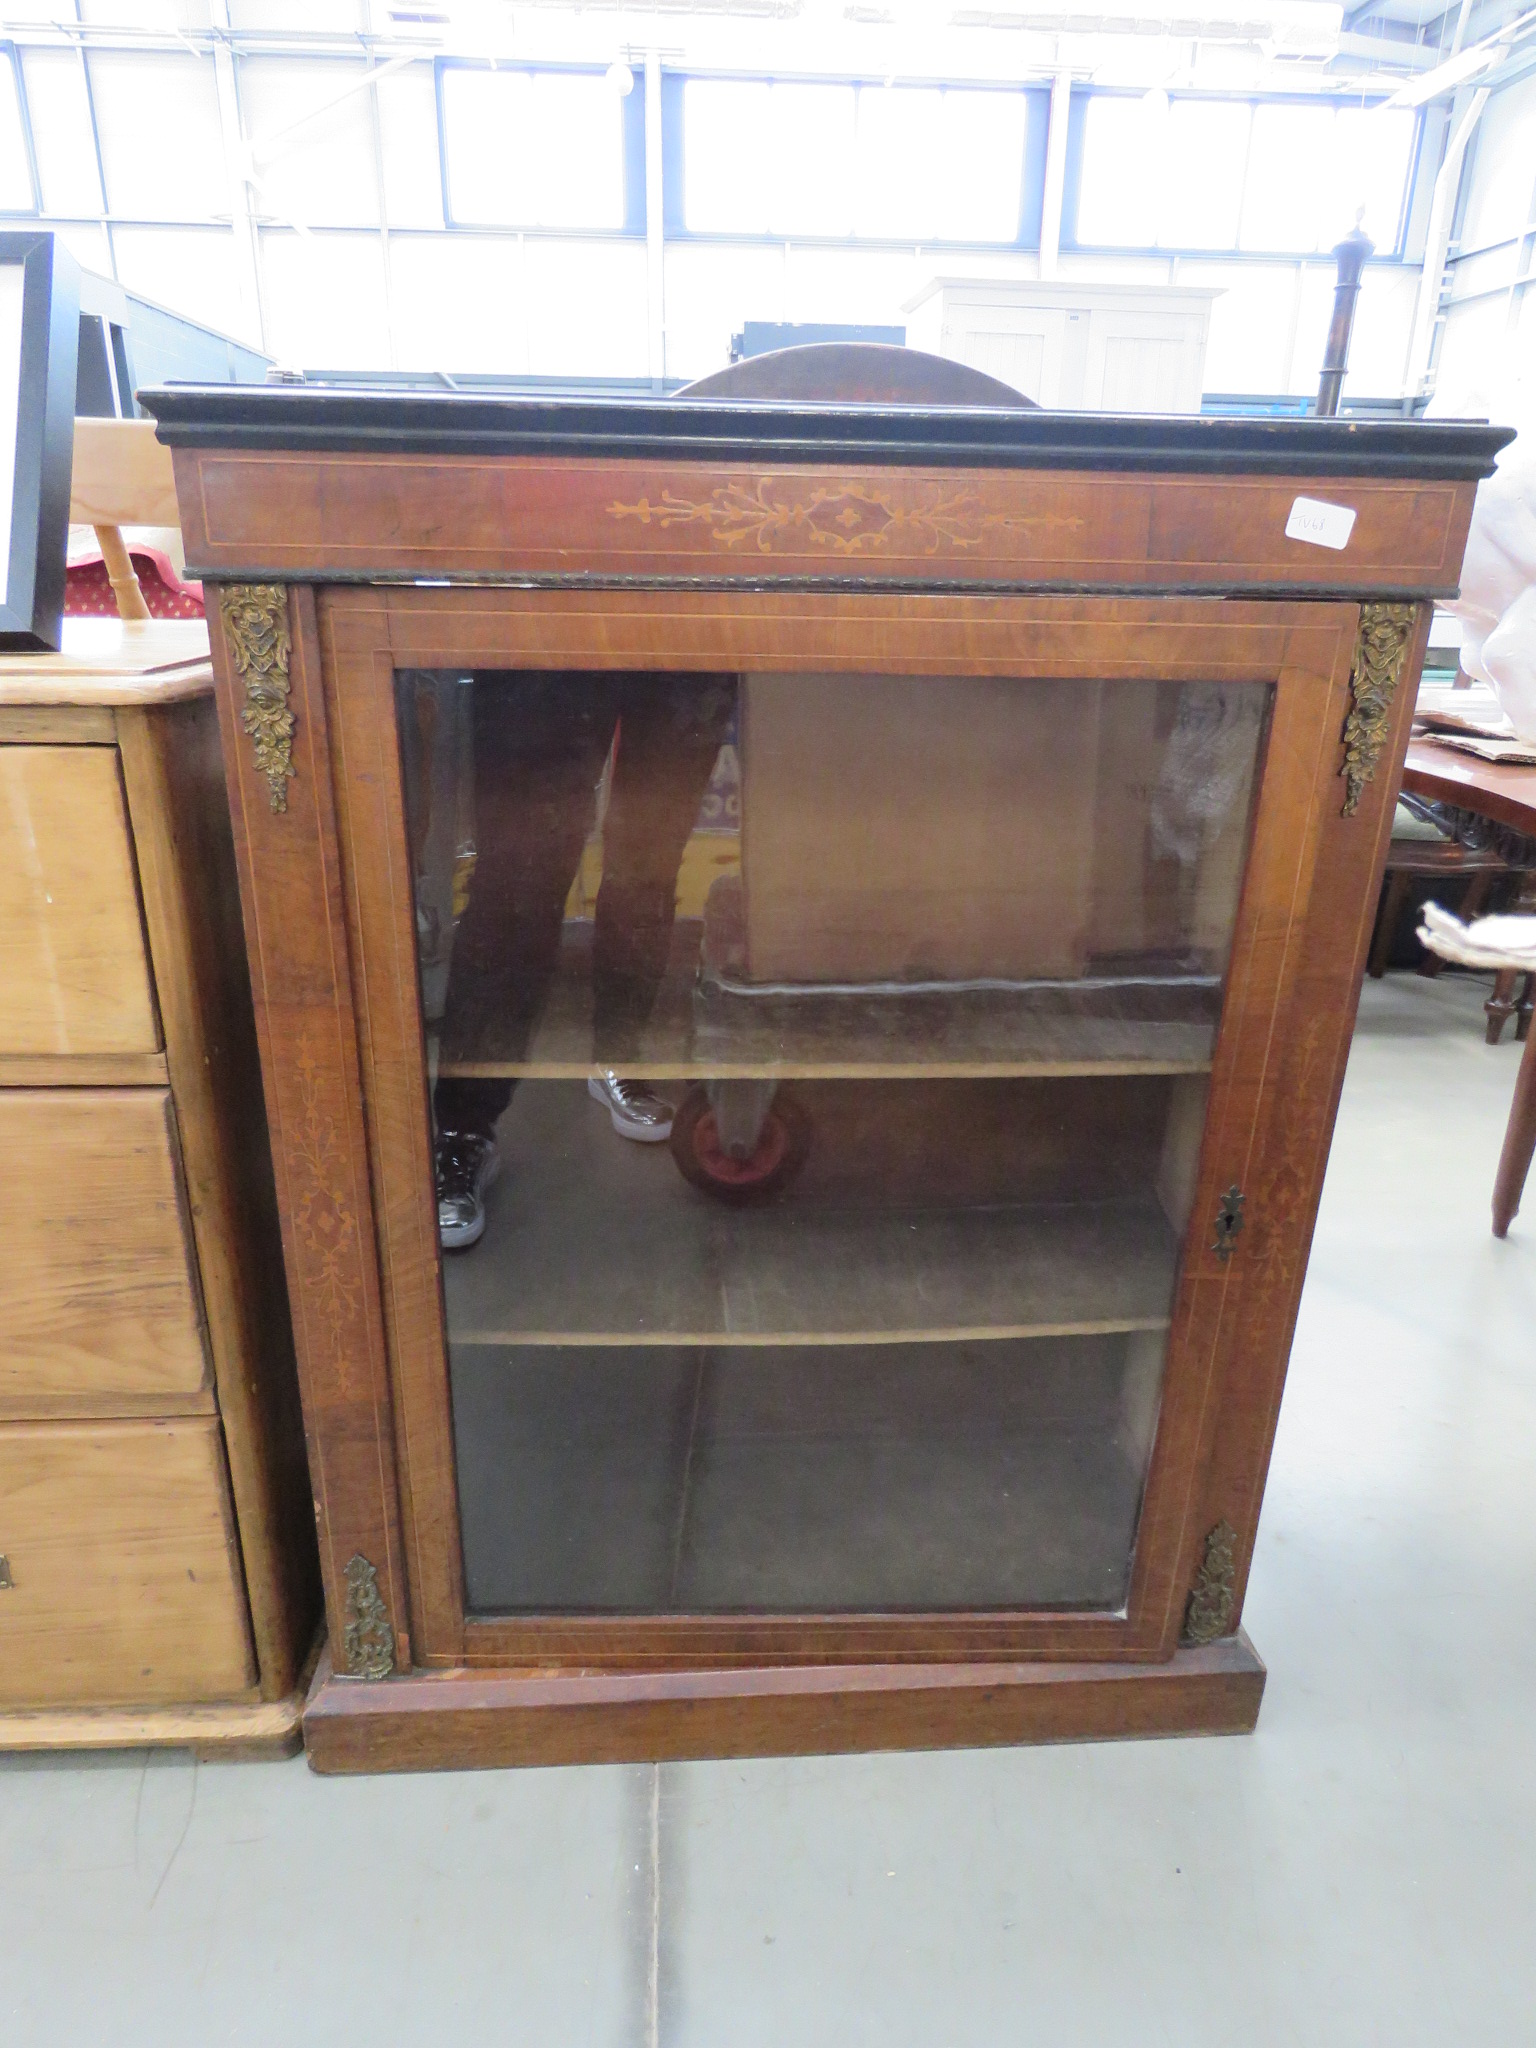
left=0, top=229, right=78, bottom=651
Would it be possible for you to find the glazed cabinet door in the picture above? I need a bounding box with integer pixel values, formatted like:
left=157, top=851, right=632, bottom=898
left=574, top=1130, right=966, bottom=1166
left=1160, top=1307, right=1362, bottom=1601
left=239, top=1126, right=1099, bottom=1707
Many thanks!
left=224, top=585, right=1395, bottom=1675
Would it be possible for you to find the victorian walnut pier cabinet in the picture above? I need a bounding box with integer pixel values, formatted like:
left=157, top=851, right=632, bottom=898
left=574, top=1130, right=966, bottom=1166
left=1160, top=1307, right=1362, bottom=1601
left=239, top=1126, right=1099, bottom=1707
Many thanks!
left=144, top=375, right=1507, bottom=1773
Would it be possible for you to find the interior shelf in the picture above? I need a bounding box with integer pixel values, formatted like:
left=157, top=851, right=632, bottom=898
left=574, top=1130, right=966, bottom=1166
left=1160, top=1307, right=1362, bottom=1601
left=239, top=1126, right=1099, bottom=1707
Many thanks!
left=433, top=925, right=1222, bottom=1081
left=440, top=1079, right=1183, bottom=1346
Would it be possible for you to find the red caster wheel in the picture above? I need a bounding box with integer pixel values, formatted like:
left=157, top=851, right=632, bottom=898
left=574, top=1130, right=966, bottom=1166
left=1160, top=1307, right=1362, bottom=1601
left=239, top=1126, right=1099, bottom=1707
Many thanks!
left=670, top=1083, right=811, bottom=1202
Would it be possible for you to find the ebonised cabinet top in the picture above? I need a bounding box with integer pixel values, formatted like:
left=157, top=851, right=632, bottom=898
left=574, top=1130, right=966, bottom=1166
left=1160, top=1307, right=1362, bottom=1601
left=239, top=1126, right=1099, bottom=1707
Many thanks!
left=142, top=384, right=1512, bottom=482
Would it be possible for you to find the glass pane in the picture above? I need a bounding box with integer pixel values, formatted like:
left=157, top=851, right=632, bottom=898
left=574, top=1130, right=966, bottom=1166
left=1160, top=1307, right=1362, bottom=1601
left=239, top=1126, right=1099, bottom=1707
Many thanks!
left=399, top=668, right=1269, bottom=1617
left=390, top=234, right=522, bottom=374
left=1187, top=261, right=1297, bottom=392
left=0, top=53, right=35, bottom=213
left=1079, top=94, right=1250, bottom=251
left=686, top=81, right=1028, bottom=243
left=259, top=228, right=390, bottom=369
left=1075, top=95, right=1156, bottom=248
left=853, top=86, right=942, bottom=241
left=21, top=50, right=104, bottom=217
left=1240, top=102, right=1415, bottom=256
left=677, top=82, right=859, bottom=236
left=1160, top=99, right=1249, bottom=250
left=443, top=69, right=625, bottom=230
left=683, top=80, right=772, bottom=234
left=237, top=57, right=381, bottom=230
left=1325, top=106, right=1415, bottom=254
left=522, top=237, right=648, bottom=377
left=929, top=90, right=1029, bottom=243
left=765, top=84, right=856, bottom=238
left=1240, top=101, right=1336, bottom=252
left=377, top=63, right=443, bottom=231
left=112, top=225, right=247, bottom=339
left=88, top=52, right=226, bottom=221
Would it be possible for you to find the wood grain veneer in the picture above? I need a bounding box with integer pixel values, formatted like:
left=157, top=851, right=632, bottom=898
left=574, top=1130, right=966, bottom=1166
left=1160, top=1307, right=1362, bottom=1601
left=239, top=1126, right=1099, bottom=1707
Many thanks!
left=0, top=746, right=159, bottom=1056
left=0, top=648, right=318, bottom=1737
left=302, top=1634, right=1265, bottom=1773
left=171, top=450, right=1479, bottom=599
left=0, top=1418, right=254, bottom=1708
left=0, top=1089, right=208, bottom=1406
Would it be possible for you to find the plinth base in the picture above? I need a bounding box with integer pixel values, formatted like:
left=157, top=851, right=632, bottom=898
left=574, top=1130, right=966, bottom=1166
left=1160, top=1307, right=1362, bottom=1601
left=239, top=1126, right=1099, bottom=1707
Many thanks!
left=302, top=1634, right=1265, bottom=1774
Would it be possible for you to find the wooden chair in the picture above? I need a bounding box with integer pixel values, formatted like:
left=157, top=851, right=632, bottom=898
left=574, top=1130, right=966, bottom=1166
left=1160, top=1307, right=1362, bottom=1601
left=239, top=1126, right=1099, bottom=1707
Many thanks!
left=67, top=418, right=185, bottom=623
left=1368, top=796, right=1531, bottom=1040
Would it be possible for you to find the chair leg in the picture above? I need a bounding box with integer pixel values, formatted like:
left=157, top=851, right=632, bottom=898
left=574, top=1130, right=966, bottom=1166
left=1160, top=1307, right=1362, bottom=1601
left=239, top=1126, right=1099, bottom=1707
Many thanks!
left=1369, top=871, right=1409, bottom=979
left=1519, top=972, right=1533, bottom=1043
left=1462, top=871, right=1496, bottom=921
left=1486, top=967, right=1520, bottom=1046
left=94, top=523, right=150, bottom=622
left=1492, top=1022, right=1536, bottom=1237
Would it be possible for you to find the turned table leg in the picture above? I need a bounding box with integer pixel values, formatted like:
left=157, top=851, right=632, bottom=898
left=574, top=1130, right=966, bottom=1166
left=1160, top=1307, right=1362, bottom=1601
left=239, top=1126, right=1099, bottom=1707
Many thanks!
left=1492, top=1020, right=1536, bottom=1237
left=1486, top=967, right=1522, bottom=1044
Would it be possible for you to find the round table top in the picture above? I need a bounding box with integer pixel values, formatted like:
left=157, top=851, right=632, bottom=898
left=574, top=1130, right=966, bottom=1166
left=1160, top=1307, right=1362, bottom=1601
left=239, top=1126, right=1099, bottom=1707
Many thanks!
left=1403, top=737, right=1536, bottom=841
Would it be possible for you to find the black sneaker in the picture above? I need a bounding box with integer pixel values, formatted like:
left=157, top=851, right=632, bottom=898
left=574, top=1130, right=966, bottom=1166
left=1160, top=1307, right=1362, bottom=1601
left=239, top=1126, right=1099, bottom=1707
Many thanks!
left=435, top=1128, right=501, bottom=1250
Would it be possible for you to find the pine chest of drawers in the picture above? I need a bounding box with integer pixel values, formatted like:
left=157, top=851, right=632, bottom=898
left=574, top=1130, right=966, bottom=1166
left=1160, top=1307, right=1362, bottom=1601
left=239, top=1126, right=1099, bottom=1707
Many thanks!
left=0, top=620, right=317, bottom=1753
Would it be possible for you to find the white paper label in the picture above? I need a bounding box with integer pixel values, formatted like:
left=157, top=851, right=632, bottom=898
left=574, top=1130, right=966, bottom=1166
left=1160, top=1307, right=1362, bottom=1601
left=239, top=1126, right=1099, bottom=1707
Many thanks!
left=1285, top=496, right=1357, bottom=551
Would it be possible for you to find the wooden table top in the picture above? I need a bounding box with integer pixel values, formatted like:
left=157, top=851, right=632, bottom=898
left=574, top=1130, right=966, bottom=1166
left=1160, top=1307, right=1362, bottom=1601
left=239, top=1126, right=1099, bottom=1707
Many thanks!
left=1403, top=738, right=1536, bottom=841
left=0, top=618, right=211, bottom=707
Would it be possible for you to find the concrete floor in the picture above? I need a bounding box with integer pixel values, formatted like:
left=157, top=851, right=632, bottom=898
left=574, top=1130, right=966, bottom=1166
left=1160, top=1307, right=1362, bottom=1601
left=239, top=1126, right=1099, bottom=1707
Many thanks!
left=4, top=971, right=1535, bottom=2045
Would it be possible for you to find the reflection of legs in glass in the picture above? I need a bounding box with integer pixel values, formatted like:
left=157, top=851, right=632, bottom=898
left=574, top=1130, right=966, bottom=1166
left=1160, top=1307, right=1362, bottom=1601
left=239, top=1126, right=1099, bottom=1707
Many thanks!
left=434, top=674, right=618, bottom=1248
left=587, top=674, right=735, bottom=1143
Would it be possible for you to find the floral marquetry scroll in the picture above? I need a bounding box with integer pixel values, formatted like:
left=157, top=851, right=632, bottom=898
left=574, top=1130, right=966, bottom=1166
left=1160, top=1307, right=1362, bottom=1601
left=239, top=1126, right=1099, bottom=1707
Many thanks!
left=220, top=583, right=296, bottom=813
left=608, top=478, right=1082, bottom=557
left=1340, top=602, right=1416, bottom=817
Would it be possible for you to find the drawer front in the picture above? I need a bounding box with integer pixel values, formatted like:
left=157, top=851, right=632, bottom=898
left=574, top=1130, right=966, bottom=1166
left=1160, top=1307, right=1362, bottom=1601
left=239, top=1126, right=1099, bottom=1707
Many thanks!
left=0, top=746, right=160, bottom=1056
left=0, top=1090, right=209, bottom=1407
left=0, top=1419, right=255, bottom=1707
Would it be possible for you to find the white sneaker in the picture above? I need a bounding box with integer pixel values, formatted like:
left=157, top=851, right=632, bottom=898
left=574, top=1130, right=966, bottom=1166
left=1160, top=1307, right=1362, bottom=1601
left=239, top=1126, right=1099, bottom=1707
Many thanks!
left=588, top=1072, right=673, bottom=1142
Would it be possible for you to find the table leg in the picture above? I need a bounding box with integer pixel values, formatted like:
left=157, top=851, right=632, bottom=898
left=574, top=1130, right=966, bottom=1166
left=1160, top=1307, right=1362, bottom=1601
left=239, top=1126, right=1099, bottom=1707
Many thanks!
left=1492, top=1019, right=1536, bottom=1237
left=1486, top=967, right=1522, bottom=1045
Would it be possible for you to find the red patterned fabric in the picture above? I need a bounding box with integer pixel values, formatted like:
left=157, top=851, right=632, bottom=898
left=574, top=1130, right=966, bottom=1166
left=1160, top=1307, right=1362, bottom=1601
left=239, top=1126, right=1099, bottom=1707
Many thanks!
left=65, top=549, right=205, bottom=620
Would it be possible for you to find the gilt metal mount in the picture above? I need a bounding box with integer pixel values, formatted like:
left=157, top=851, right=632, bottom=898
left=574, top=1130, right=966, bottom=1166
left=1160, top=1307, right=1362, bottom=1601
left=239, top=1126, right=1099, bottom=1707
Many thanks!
left=1212, top=1185, right=1245, bottom=1262
left=0, top=1555, right=12, bottom=1590
left=1182, top=1520, right=1238, bottom=1645
left=341, top=1553, right=395, bottom=1679
left=221, top=583, right=296, bottom=813
left=1340, top=602, right=1415, bottom=817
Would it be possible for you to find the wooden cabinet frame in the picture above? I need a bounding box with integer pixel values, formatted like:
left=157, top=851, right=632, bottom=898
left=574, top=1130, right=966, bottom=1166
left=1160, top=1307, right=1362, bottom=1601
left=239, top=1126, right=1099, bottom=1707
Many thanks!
left=151, top=389, right=1499, bottom=1767
left=211, top=580, right=1410, bottom=1677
